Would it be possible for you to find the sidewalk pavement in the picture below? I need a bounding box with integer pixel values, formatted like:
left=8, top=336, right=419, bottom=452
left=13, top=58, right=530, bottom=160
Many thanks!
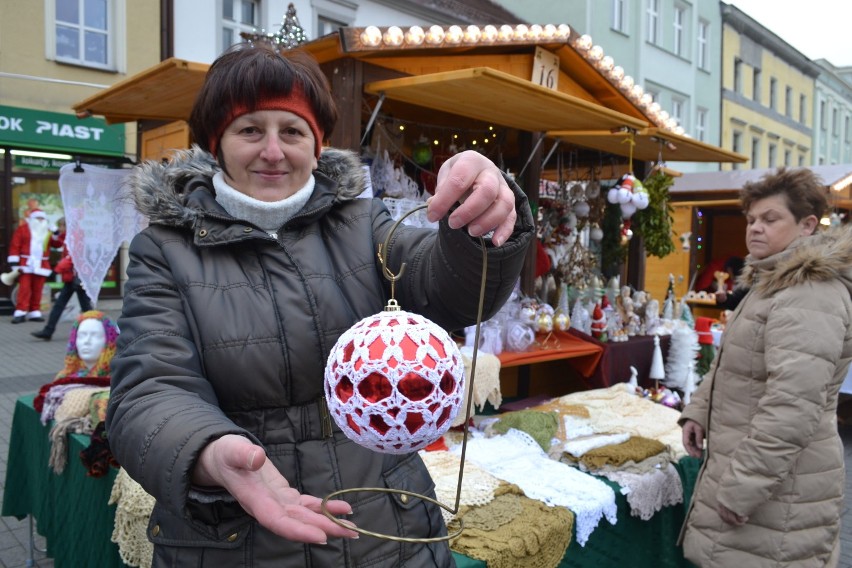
left=0, top=301, right=851, bottom=567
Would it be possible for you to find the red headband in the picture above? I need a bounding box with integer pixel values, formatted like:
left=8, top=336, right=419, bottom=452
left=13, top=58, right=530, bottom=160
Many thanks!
left=209, top=85, right=324, bottom=158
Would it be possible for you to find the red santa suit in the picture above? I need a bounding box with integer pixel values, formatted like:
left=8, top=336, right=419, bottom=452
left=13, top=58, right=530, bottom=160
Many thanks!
left=8, top=209, right=57, bottom=320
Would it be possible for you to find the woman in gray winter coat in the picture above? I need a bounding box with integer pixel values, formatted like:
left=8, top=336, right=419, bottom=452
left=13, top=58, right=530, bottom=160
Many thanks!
left=680, top=167, right=852, bottom=567
left=106, top=44, right=534, bottom=567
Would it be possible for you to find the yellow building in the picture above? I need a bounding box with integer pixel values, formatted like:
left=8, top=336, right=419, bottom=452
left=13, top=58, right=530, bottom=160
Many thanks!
left=719, top=3, right=820, bottom=171
left=0, top=0, right=161, bottom=307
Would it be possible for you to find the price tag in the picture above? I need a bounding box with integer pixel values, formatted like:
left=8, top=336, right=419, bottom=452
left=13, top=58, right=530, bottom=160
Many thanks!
left=531, top=46, right=559, bottom=90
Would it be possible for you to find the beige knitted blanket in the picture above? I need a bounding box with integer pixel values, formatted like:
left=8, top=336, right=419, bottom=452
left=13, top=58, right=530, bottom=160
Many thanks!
left=109, top=468, right=155, bottom=568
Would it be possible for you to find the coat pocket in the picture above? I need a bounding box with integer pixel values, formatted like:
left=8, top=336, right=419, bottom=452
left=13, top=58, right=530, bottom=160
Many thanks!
left=148, top=503, right=253, bottom=566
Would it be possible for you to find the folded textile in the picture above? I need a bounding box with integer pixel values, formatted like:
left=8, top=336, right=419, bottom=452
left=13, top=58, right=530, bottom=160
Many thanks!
left=488, top=410, right=559, bottom=451
left=448, top=484, right=574, bottom=568
left=451, top=428, right=617, bottom=546
left=577, top=436, right=666, bottom=470
left=601, top=463, right=684, bottom=521
left=560, top=433, right=631, bottom=458
left=54, top=387, right=109, bottom=422
left=419, top=449, right=503, bottom=526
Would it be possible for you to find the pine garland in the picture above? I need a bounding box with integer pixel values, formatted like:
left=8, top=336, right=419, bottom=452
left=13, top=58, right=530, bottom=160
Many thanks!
left=633, top=172, right=675, bottom=258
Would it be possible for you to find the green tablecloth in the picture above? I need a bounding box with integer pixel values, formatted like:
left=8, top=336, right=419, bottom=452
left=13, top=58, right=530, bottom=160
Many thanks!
left=2, top=394, right=126, bottom=567
left=453, top=457, right=701, bottom=568
left=2, top=393, right=700, bottom=568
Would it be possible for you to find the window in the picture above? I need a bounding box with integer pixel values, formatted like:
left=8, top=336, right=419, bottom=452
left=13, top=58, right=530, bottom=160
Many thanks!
left=734, top=58, right=743, bottom=94
left=769, top=77, right=777, bottom=110
left=751, top=137, right=760, bottom=167
left=752, top=68, right=761, bottom=104
left=673, top=6, right=684, bottom=56
left=832, top=108, right=839, bottom=136
left=647, top=0, right=660, bottom=44
left=798, top=154, right=805, bottom=167
left=697, top=20, right=708, bottom=69
left=671, top=98, right=685, bottom=127
left=732, top=131, right=742, bottom=169
left=317, top=15, right=347, bottom=37
left=53, top=0, right=113, bottom=69
left=695, top=108, right=707, bottom=142
left=768, top=143, right=777, bottom=168
left=222, top=0, right=258, bottom=50
left=612, top=0, right=626, bottom=32
left=785, top=86, right=793, bottom=118
left=799, top=94, right=807, bottom=125
left=820, top=100, right=827, bottom=130
left=784, top=148, right=791, bottom=166
left=846, top=116, right=851, bottom=143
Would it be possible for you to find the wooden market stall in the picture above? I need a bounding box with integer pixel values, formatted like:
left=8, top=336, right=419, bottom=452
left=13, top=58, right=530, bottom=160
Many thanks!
left=73, top=24, right=743, bottom=296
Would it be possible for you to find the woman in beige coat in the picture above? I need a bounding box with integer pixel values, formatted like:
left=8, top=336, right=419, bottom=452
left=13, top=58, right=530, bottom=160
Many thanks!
left=680, top=167, right=852, bottom=567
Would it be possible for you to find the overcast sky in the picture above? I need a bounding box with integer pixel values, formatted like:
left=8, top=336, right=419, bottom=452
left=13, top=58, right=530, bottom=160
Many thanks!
left=726, top=0, right=852, bottom=67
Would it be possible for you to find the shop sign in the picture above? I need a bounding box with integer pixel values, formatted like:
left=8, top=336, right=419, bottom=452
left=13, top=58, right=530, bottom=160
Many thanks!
left=532, top=47, right=560, bottom=91
left=14, top=155, right=72, bottom=170
left=0, top=104, right=125, bottom=156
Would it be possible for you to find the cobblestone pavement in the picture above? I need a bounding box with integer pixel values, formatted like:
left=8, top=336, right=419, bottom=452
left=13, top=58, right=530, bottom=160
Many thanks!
left=0, top=302, right=851, bottom=567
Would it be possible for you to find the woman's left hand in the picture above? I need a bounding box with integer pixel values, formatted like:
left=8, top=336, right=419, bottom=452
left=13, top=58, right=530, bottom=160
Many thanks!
left=427, top=150, right=517, bottom=247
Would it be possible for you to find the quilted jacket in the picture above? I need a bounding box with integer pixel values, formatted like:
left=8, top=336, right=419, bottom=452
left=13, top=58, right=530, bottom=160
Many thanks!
left=106, top=146, right=534, bottom=567
left=680, top=225, right=852, bottom=567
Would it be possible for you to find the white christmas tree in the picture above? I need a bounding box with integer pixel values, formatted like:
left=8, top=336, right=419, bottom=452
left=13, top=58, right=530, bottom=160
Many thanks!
left=663, top=323, right=699, bottom=391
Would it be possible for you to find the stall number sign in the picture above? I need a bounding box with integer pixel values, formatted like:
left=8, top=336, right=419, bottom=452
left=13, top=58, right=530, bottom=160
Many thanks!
left=532, top=47, right=559, bottom=91
left=0, top=104, right=125, bottom=156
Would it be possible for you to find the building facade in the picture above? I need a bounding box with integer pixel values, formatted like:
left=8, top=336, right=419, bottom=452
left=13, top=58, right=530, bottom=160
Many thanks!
left=0, top=0, right=161, bottom=310
left=813, top=59, right=852, bottom=166
left=719, top=2, right=819, bottom=170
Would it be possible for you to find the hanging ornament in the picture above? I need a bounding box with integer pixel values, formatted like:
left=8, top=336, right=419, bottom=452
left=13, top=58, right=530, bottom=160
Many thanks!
left=324, top=304, right=465, bottom=454
left=573, top=200, right=590, bottom=217
left=412, top=135, right=433, bottom=167
left=589, top=223, right=604, bottom=242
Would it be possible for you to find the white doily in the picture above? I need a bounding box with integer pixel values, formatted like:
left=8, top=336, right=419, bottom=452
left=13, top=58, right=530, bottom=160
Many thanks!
left=450, top=428, right=617, bottom=546
left=58, top=163, right=145, bottom=304
left=419, top=450, right=503, bottom=526
left=109, top=468, right=155, bottom=568
left=601, top=463, right=683, bottom=521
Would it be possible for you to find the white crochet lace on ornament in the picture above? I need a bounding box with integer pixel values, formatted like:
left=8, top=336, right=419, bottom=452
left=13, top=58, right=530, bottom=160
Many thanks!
left=419, top=449, right=503, bottom=526
left=450, top=428, right=617, bottom=546
left=324, top=309, right=465, bottom=454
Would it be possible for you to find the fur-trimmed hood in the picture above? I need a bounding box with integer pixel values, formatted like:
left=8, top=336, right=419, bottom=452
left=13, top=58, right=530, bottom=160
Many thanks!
left=126, top=144, right=367, bottom=226
left=740, top=224, right=852, bottom=297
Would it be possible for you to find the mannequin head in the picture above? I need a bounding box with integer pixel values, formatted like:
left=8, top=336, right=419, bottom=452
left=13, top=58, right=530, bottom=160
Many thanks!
left=56, top=310, right=120, bottom=379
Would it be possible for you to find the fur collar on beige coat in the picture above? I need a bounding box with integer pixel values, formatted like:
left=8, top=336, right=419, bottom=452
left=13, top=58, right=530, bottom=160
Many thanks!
left=680, top=225, right=852, bottom=567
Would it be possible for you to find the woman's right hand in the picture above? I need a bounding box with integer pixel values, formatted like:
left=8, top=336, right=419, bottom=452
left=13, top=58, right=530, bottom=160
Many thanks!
left=192, top=434, right=359, bottom=544
left=682, top=419, right=706, bottom=459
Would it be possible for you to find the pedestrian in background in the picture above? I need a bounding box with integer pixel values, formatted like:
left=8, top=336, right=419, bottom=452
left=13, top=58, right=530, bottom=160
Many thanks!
left=680, top=167, right=852, bottom=567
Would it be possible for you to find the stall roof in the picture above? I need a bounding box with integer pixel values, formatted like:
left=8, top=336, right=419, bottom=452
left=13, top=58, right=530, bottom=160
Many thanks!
left=670, top=164, right=852, bottom=208
left=671, top=164, right=852, bottom=193
left=547, top=127, right=748, bottom=164
left=364, top=67, right=647, bottom=133
left=73, top=58, right=208, bottom=123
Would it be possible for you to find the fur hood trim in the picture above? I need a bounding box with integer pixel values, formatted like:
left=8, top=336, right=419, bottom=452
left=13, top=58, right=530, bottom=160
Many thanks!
left=127, top=145, right=366, bottom=226
left=739, top=224, right=852, bottom=297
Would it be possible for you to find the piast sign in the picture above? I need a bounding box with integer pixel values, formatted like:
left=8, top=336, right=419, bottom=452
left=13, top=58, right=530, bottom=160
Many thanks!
left=0, top=104, right=125, bottom=156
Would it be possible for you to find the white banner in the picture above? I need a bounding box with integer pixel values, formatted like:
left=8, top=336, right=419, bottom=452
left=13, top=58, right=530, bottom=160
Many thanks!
left=58, top=163, right=147, bottom=304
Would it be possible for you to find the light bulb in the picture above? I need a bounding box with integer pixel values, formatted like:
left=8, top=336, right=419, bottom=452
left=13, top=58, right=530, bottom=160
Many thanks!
left=588, top=45, right=604, bottom=61
left=498, top=24, right=514, bottom=42
left=360, top=26, right=382, bottom=47
left=404, top=26, right=425, bottom=46
left=556, top=24, right=571, bottom=40
left=481, top=24, right=498, bottom=43
left=542, top=24, right=557, bottom=40
left=464, top=25, right=481, bottom=43
left=528, top=24, right=543, bottom=40
left=514, top=24, right=530, bottom=40
left=383, top=26, right=404, bottom=47
left=425, top=25, right=445, bottom=45
left=445, top=25, right=463, bottom=44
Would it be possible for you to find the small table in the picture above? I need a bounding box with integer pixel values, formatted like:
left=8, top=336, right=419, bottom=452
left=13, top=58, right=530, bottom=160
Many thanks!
left=2, top=394, right=126, bottom=567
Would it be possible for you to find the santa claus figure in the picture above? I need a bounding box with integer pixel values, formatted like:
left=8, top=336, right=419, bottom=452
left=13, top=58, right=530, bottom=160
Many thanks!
left=7, top=209, right=59, bottom=323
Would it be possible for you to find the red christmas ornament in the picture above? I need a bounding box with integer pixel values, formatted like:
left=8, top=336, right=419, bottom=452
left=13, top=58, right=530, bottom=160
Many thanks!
left=324, top=307, right=465, bottom=454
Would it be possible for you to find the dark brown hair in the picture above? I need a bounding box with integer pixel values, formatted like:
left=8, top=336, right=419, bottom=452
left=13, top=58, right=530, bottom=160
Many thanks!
left=740, top=167, right=828, bottom=221
left=188, top=43, right=337, bottom=157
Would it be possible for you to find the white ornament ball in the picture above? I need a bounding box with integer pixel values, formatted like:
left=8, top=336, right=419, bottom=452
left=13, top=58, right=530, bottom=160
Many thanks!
left=573, top=200, right=591, bottom=217
left=324, top=309, right=464, bottom=454
left=632, top=191, right=650, bottom=209
left=620, top=202, right=637, bottom=218
left=607, top=188, right=620, bottom=204
left=590, top=226, right=604, bottom=241
left=506, top=321, right=536, bottom=352
left=617, top=187, right=633, bottom=204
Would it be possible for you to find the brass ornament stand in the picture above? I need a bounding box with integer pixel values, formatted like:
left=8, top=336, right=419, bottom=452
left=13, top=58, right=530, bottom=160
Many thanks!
left=321, top=202, right=489, bottom=543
